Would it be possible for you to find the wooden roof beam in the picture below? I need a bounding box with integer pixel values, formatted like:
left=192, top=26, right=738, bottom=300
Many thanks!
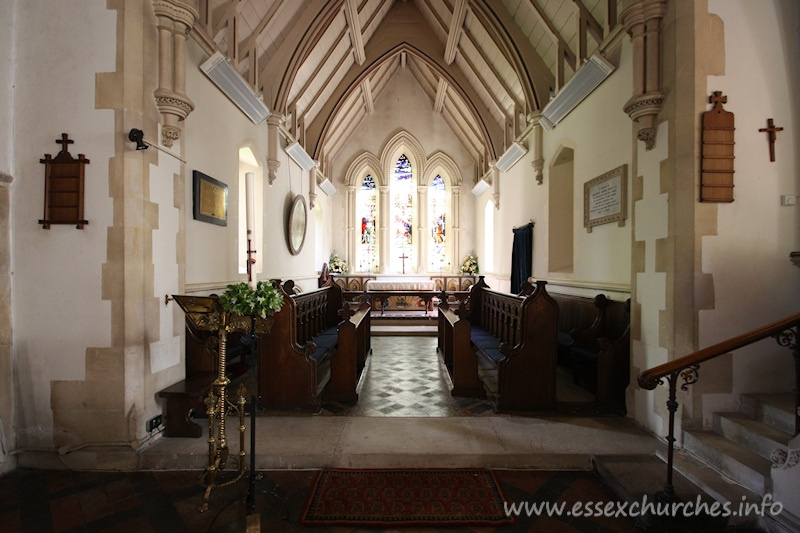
left=344, top=0, right=366, bottom=65
left=444, top=0, right=468, bottom=65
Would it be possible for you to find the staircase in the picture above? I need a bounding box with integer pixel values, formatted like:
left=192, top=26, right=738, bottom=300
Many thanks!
left=683, top=393, right=794, bottom=495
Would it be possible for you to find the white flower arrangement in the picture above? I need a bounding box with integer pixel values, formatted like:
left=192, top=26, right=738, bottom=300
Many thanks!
left=459, top=252, right=479, bottom=275
left=329, top=252, right=349, bottom=274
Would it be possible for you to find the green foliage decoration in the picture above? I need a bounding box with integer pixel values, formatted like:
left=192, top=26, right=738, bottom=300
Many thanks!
left=218, top=281, right=284, bottom=319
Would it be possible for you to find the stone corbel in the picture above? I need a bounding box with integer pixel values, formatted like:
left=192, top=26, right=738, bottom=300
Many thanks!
left=152, top=0, right=198, bottom=147
left=529, top=115, right=544, bottom=185
left=489, top=161, right=500, bottom=209
left=308, top=161, right=320, bottom=209
left=620, top=0, right=667, bottom=150
left=266, top=113, right=284, bottom=185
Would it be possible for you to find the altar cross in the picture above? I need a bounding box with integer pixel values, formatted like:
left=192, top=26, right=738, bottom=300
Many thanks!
left=758, top=118, right=783, bottom=162
left=399, top=253, right=408, bottom=274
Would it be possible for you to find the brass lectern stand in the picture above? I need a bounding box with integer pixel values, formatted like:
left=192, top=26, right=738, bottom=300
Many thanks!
left=172, top=295, right=272, bottom=512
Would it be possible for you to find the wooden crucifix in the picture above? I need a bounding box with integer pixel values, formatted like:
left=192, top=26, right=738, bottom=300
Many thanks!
left=399, top=253, right=408, bottom=274
left=758, top=118, right=783, bottom=162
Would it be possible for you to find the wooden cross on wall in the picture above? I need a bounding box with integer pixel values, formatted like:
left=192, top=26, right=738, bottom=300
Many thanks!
left=399, top=253, right=408, bottom=274
left=758, top=118, right=783, bottom=162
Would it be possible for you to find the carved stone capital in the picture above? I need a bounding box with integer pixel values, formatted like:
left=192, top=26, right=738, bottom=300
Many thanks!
left=0, top=172, right=13, bottom=187
left=152, top=0, right=199, bottom=30
left=161, top=125, right=182, bottom=148
left=309, top=192, right=317, bottom=209
left=637, top=127, right=657, bottom=151
left=624, top=91, right=666, bottom=150
left=623, top=91, right=666, bottom=121
left=620, top=0, right=667, bottom=33
left=531, top=158, right=544, bottom=185
left=267, top=159, right=280, bottom=186
left=154, top=89, right=195, bottom=121
left=492, top=192, right=500, bottom=210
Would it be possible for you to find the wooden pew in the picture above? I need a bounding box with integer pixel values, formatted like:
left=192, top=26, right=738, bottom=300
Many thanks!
left=257, top=279, right=371, bottom=411
left=549, top=291, right=630, bottom=411
left=158, top=320, right=249, bottom=438
left=437, top=294, right=485, bottom=399
left=326, top=300, right=372, bottom=402
left=464, top=277, right=559, bottom=412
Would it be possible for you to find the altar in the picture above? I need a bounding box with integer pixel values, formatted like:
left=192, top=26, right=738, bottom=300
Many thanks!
left=365, top=278, right=437, bottom=315
left=322, top=273, right=478, bottom=318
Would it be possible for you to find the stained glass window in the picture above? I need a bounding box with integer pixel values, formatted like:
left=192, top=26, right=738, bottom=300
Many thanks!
left=356, top=174, right=378, bottom=272
left=390, top=154, right=414, bottom=273
left=429, top=174, right=447, bottom=271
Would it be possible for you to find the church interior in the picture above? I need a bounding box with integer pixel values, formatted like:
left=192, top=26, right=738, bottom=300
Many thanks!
left=0, top=0, right=798, bottom=530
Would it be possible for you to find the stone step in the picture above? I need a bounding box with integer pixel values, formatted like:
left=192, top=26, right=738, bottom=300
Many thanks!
left=715, top=411, right=793, bottom=461
left=661, top=448, right=761, bottom=526
left=683, top=430, right=772, bottom=494
left=740, top=393, right=796, bottom=435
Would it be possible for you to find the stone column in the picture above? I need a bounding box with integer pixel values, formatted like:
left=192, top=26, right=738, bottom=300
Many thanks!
left=530, top=116, right=544, bottom=185
left=417, top=185, right=427, bottom=273
left=490, top=162, right=500, bottom=209
left=266, top=113, right=283, bottom=185
left=379, top=186, right=390, bottom=272
left=152, top=0, right=197, bottom=147
left=621, top=0, right=667, bottom=150
left=451, top=185, right=460, bottom=273
left=346, top=185, right=355, bottom=268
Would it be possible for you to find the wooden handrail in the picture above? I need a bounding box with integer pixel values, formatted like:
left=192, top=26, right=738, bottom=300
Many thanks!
left=639, top=311, right=800, bottom=390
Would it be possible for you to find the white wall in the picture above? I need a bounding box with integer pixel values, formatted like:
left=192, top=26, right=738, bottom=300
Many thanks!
left=0, top=1, right=15, bottom=180
left=539, top=42, right=634, bottom=290
left=10, top=0, right=116, bottom=446
left=329, top=68, right=477, bottom=269
left=700, top=0, right=800, bottom=417
left=184, top=44, right=319, bottom=290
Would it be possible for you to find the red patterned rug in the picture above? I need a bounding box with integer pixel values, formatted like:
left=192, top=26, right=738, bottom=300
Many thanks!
left=300, top=468, right=515, bottom=527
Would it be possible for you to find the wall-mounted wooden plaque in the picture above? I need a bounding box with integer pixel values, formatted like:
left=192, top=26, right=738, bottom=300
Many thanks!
left=701, top=92, right=735, bottom=202
left=39, top=133, right=90, bottom=228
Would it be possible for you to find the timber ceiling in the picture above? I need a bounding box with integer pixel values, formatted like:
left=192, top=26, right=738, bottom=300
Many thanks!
left=193, top=0, right=622, bottom=173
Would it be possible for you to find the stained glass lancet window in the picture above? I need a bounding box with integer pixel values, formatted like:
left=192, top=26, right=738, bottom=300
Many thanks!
left=428, top=174, right=447, bottom=271
left=356, top=174, right=378, bottom=272
left=390, top=154, right=414, bottom=272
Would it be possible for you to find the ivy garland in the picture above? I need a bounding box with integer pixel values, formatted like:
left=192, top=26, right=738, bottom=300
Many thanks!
left=218, top=281, right=284, bottom=319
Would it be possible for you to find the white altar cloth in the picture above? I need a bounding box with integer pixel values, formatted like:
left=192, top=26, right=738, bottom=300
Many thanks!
left=365, top=279, right=435, bottom=291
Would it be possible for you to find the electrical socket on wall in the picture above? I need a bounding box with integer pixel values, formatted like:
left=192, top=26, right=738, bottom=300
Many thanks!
left=147, top=415, right=163, bottom=433
left=780, top=195, right=796, bottom=206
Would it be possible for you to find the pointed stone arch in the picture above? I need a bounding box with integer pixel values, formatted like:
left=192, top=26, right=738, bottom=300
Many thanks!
left=422, top=151, right=462, bottom=187
left=344, top=152, right=383, bottom=187
left=381, top=131, right=426, bottom=184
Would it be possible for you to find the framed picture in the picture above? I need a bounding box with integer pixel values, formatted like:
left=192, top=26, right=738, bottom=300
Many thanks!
left=584, top=164, right=627, bottom=233
left=193, top=170, right=227, bottom=226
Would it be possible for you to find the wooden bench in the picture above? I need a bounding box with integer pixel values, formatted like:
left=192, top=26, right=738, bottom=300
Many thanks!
left=326, top=300, right=372, bottom=402
left=549, top=291, right=631, bottom=411
left=158, top=322, right=250, bottom=438
left=437, top=294, right=485, bottom=398
left=257, top=279, right=371, bottom=411
left=446, top=277, right=558, bottom=412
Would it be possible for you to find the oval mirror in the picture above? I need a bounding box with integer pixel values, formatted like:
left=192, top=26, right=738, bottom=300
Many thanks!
left=288, top=194, right=307, bottom=255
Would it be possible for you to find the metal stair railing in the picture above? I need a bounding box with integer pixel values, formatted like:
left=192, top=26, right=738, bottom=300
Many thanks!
left=638, top=311, right=800, bottom=502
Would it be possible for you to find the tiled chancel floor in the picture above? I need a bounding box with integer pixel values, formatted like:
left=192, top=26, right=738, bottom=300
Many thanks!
left=322, top=336, right=497, bottom=416
left=320, top=336, right=595, bottom=416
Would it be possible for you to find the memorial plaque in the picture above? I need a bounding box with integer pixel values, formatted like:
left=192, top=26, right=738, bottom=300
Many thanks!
left=584, top=165, right=627, bottom=232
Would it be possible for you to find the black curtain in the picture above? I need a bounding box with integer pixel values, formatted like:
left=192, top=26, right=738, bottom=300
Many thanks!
left=510, top=222, right=533, bottom=294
